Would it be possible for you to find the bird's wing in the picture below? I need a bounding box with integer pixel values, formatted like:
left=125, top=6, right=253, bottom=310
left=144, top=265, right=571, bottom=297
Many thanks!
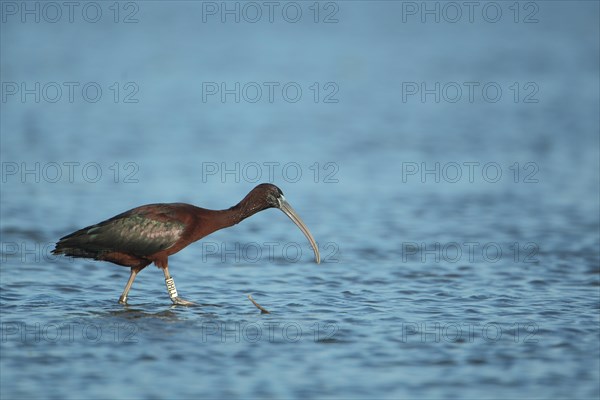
left=57, top=207, right=186, bottom=257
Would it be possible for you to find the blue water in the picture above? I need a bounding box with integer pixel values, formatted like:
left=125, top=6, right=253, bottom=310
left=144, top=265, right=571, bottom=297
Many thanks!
left=1, top=1, right=599, bottom=399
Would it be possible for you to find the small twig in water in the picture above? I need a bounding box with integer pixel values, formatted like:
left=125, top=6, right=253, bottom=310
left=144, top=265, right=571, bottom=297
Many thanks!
left=248, top=295, right=270, bottom=314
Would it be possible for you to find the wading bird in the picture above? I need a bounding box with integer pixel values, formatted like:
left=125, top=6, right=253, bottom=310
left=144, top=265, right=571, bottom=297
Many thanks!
left=53, top=184, right=320, bottom=305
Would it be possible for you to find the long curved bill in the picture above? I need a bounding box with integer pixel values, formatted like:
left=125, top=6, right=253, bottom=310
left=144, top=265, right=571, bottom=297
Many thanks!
left=277, top=196, right=320, bottom=264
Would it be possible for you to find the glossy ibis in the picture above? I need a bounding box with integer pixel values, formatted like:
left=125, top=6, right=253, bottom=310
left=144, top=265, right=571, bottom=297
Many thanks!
left=53, top=183, right=320, bottom=305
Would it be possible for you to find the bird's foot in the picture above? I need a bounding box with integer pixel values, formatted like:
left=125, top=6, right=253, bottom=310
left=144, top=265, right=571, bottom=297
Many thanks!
left=118, top=295, right=128, bottom=305
left=171, top=296, right=196, bottom=306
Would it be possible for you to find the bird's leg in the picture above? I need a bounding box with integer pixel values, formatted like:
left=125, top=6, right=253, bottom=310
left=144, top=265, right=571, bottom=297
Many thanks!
left=163, top=266, right=195, bottom=306
left=118, top=268, right=138, bottom=304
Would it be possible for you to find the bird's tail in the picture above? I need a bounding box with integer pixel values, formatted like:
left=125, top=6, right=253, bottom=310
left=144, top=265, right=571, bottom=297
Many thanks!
left=52, top=226, right=107, bottom=260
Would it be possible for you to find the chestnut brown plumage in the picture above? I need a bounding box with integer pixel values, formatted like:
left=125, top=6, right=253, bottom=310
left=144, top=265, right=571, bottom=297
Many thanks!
left=53, top=184, right=320, bottom=305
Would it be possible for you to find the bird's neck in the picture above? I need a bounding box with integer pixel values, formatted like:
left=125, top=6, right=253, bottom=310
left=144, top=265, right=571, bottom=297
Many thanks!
left=191, top=201, right=265, bottom=238
left=222, top=200, right=266, bottom=226
left=188, top=192, right=271, bottom=243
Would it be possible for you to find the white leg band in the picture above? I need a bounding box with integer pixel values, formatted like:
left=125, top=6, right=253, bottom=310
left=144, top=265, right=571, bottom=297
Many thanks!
left=165, top=277, right=179, bottom=299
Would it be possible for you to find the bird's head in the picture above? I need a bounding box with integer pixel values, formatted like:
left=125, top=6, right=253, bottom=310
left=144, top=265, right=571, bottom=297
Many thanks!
left=255, top=183, right=285, bottom=209
left=245, top=183, right=320, bottom=264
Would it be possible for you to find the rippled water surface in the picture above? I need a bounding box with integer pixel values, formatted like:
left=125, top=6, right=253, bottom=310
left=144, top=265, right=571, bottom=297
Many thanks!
left=1, top=2, right=599, bottom=399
